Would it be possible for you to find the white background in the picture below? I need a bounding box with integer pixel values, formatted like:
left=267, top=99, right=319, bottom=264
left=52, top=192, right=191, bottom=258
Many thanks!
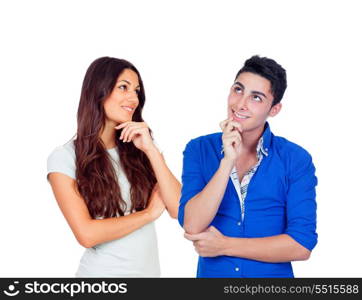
left=1, top=0, right=361, bottom=277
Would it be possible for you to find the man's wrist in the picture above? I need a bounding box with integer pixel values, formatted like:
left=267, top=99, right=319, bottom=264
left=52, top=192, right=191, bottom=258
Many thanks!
left=220, top=157, right=235, bottom=171
left=223, top=237, right=246, bottom=257
left=222, top=236, right=233, bottom=256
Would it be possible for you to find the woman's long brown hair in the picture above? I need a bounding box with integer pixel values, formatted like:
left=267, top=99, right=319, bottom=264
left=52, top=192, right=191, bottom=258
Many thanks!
left=74, top=57, right=156, bottom=218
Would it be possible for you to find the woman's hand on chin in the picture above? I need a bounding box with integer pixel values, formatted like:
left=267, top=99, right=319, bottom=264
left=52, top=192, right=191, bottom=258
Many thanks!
left=115, top=121, right=156, bottom=153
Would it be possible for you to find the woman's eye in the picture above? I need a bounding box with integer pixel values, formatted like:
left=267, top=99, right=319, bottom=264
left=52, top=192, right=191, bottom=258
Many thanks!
left=118, top=85, right=127, bottom=91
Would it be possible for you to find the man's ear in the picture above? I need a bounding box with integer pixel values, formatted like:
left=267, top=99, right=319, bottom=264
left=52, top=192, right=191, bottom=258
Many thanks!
left=269, top=103, right=282, bottom=117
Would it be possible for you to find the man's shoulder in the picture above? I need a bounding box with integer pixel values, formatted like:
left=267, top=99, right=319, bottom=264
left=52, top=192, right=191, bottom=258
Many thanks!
left=184, top=132, right=222, bottom=154
left=186, top=132, right=221, bottom=146
left=272, top=134, right=313, bottom=162
left=189, top=132, right=222, bottom=143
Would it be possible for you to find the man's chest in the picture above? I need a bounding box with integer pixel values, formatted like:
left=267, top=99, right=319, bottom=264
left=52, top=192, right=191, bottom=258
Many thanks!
left=235, top=156, right=258, bottom=182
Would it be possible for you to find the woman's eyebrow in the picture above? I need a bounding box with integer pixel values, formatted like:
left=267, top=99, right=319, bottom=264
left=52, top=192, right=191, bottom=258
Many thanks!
left=117, top=79, right=131, bottom=84
left=117, top=80, right=140, bottom=89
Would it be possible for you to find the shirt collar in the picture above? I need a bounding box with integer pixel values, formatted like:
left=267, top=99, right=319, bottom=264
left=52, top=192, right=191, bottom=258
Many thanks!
left=260, top=122, right=272, bottom=156
left=251, top=122, right=272, bottom=157
left=256, top=136, right=267, bottom=157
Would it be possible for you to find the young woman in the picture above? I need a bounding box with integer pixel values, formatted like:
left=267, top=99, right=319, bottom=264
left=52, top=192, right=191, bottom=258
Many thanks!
left=47, top=57, right=180, bottom=277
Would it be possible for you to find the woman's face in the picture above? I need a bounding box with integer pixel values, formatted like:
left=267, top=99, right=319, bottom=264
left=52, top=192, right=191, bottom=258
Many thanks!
left=103, top=68, right=140, bottom=125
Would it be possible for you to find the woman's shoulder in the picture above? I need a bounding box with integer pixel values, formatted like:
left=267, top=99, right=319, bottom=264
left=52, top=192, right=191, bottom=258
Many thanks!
left=47, top=140, right=76, bottom=180
left=48, top=140, right=75, bottom=160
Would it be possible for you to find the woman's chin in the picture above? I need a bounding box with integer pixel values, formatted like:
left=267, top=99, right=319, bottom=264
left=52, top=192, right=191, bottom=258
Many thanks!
left=111, top=117, right=132, bottom=124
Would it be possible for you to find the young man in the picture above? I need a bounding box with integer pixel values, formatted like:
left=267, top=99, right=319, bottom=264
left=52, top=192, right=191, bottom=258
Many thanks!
left=178, top=56, right=317, bottom=278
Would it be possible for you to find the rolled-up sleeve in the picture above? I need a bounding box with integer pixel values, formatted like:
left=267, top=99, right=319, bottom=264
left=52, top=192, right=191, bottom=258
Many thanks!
left=178, top=139, right=207, bottom=227
left=285, top=149, right=318, bottom=251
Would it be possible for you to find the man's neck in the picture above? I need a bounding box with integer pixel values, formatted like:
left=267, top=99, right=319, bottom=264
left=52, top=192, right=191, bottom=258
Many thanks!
left=240, top=124, right=265, bottom=154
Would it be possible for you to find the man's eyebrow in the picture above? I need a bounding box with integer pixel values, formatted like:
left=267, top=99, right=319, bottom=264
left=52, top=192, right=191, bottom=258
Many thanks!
left=233, top=81, right=245, bottom=89
left=234, top=81, right=268, bottom=99
left=251, top=90, right=267, bottom=99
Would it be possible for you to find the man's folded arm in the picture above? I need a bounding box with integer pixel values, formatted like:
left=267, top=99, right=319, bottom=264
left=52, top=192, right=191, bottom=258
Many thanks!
left=179, top=140, right=233, bottom=234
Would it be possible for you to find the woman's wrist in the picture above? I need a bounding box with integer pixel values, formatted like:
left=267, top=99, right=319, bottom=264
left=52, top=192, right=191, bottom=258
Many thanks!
left=139, top=207, right=156, bottom=223
left=143, top=143, right=161, bottom=157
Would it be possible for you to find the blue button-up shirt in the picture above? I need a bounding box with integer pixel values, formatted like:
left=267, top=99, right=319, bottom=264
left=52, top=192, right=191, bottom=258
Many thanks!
left=178, top=123, right=318, bottom=278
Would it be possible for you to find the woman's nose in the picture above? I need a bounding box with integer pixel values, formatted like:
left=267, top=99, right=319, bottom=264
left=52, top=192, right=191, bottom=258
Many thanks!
left=126, top=91, right=139, bottom=102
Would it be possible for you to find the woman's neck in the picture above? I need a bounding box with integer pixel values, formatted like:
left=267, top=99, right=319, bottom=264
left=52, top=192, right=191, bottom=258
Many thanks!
left=100, top=120, right=117, bottom=149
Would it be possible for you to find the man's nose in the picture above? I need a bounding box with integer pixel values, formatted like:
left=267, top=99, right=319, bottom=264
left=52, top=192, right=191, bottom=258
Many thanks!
left=235, top=95, right=248, bottom=111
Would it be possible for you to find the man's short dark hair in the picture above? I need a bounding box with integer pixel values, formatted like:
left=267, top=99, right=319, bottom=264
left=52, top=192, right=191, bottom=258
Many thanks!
left=235, top=55, right=287, bottom=106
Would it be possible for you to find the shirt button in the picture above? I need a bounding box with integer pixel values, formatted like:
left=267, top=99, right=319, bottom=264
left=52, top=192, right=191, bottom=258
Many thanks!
left=237, top=222, right=241, bottom=226
left=235, top=267, right=240, bottom=271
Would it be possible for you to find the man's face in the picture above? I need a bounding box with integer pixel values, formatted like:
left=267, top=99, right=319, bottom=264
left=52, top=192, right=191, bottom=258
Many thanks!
left=227, top=71, right=281, bottom=133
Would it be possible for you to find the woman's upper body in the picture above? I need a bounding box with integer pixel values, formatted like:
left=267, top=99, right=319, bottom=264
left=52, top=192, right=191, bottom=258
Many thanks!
left=47, top=57, right=180, bottom=276
left=48, top=140, right=161, bottom=277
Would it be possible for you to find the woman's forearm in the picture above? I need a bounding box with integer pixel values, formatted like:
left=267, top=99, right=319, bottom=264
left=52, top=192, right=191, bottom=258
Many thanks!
left=145, top=146, right=181, bottom=218
left=79, top=210, right=153, bottom=248
left=49, top=172, right=158, bottom=249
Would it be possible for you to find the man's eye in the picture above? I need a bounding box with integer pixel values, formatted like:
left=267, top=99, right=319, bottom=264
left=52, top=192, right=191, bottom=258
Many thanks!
left=233, top=86, right=242, bottom=94
left=253, top=95, right=262, bottom=102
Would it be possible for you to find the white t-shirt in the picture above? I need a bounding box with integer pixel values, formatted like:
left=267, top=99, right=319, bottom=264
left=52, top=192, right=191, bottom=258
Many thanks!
left=47, top=140, right=160, bottom=277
